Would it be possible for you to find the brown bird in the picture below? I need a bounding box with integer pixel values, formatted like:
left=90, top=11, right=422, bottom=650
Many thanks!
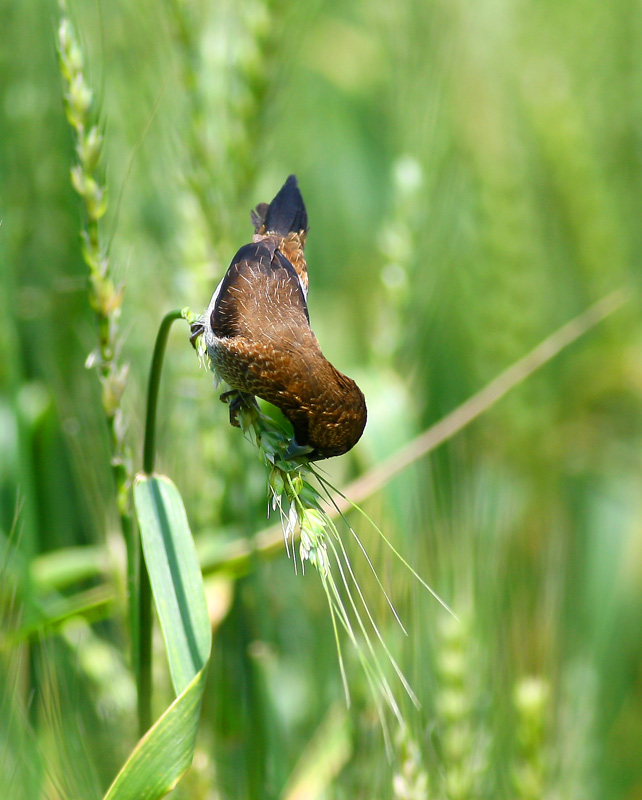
left=191, top=175, right=367, bottom=460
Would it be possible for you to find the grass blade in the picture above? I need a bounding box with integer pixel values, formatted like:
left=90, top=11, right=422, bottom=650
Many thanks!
left=133, top=474, right=211, bottom=695
left=103, top=474, right=211, bottom=799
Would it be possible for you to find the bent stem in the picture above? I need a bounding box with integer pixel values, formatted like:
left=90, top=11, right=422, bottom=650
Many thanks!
left=143, top=310, right=184, bottom=475
left=137, top=308, right=185, bottom=737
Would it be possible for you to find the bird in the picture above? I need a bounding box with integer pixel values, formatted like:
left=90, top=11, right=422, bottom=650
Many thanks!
left=191, top=175, right=367, bottom=461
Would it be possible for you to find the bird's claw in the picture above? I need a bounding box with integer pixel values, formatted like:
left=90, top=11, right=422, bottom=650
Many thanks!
left=283, top=437, right=315, bottom=460
left=220, top=390, right=258, bottom=428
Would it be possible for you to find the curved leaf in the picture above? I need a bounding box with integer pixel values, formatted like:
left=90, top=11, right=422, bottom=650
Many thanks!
left=134, top=475, right=211, bottom=694
left=103, top=474, right=212, bottom=799
left=103, top=667, right=208, bottom=800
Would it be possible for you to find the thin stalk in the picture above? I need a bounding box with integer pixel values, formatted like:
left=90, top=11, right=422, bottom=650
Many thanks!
left=138, top=308, right=184, bottom=737
left=143, top=310, right=183, bottom=474
left=136, top=553, right=152, bottom=738
left=56, top=9, right=138, bottom=698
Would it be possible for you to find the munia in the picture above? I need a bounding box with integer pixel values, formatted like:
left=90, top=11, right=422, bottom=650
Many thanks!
left=191, top=175, right=367, bottom=460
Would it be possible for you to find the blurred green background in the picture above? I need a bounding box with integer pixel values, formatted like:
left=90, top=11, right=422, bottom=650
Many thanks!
left=2, top=0, right=642, bottom=797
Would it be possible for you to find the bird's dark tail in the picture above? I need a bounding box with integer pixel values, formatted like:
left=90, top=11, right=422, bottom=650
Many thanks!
left=263, top=175, right=308, bottom=236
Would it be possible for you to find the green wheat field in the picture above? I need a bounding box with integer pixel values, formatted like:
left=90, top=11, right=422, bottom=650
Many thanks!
left=2, top=1, right=642, bottom=798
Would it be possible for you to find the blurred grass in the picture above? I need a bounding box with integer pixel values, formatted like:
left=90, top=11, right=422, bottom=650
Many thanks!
left=1, top=0, right=642, bottom=797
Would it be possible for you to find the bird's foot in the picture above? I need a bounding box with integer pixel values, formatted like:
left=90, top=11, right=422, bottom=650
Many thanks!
left=283, top=437, right=315, bottom=461
left=220, top=390, right=259, bottom=428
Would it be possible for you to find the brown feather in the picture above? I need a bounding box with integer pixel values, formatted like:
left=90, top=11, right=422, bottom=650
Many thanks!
left=202, top=177, right=367, bottom=459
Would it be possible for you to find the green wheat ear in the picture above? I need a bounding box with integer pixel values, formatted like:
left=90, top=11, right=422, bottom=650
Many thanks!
left=57, top=3, right=138, bottom=657
left=188, top=327, right=454, bottom=739
left=512, top=676, right=550, bottom=799
left=393, top=725, right=430, bottom=799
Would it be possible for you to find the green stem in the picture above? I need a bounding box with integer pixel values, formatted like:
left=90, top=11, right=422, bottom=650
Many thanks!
left=143, top=309, right=184, bottom=475
left=138, top=308, right=184, bottom=737
left=137, top=551, right=152, bottom=738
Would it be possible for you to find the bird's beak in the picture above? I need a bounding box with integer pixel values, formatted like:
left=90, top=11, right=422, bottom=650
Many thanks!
left=189, top=321, right=205, bottom=348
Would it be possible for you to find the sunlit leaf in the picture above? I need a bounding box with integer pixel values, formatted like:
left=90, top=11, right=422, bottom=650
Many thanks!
left=103, top=474, right=211, bottom=800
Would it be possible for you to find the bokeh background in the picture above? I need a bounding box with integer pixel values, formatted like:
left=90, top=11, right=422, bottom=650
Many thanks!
left=2, top=0, right=642, bottom=797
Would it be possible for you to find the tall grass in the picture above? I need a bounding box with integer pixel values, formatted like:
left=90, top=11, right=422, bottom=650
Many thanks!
left=1, top=0, right=641, bottom=797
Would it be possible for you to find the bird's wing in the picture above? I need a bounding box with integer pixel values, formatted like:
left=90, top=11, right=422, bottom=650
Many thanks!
left=210, top=241, right=310, bottom=342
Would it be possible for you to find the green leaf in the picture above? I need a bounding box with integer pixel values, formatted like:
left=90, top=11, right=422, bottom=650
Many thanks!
left=134, top=474, right=211, bottom=695
left=31, top=544, right=107, bottom=589
left=103, top=474, right=212, bottom=800
left=103, top=666, right=208, bottom=800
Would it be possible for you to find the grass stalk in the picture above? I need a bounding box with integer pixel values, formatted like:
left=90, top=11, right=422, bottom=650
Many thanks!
left=341, top=288, right=628, bottom=510
left=137, top=309, right=186, bottom=736
left=143, top=310, right=184, bottom=475
left=56, top=5, right=138, bottom=688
